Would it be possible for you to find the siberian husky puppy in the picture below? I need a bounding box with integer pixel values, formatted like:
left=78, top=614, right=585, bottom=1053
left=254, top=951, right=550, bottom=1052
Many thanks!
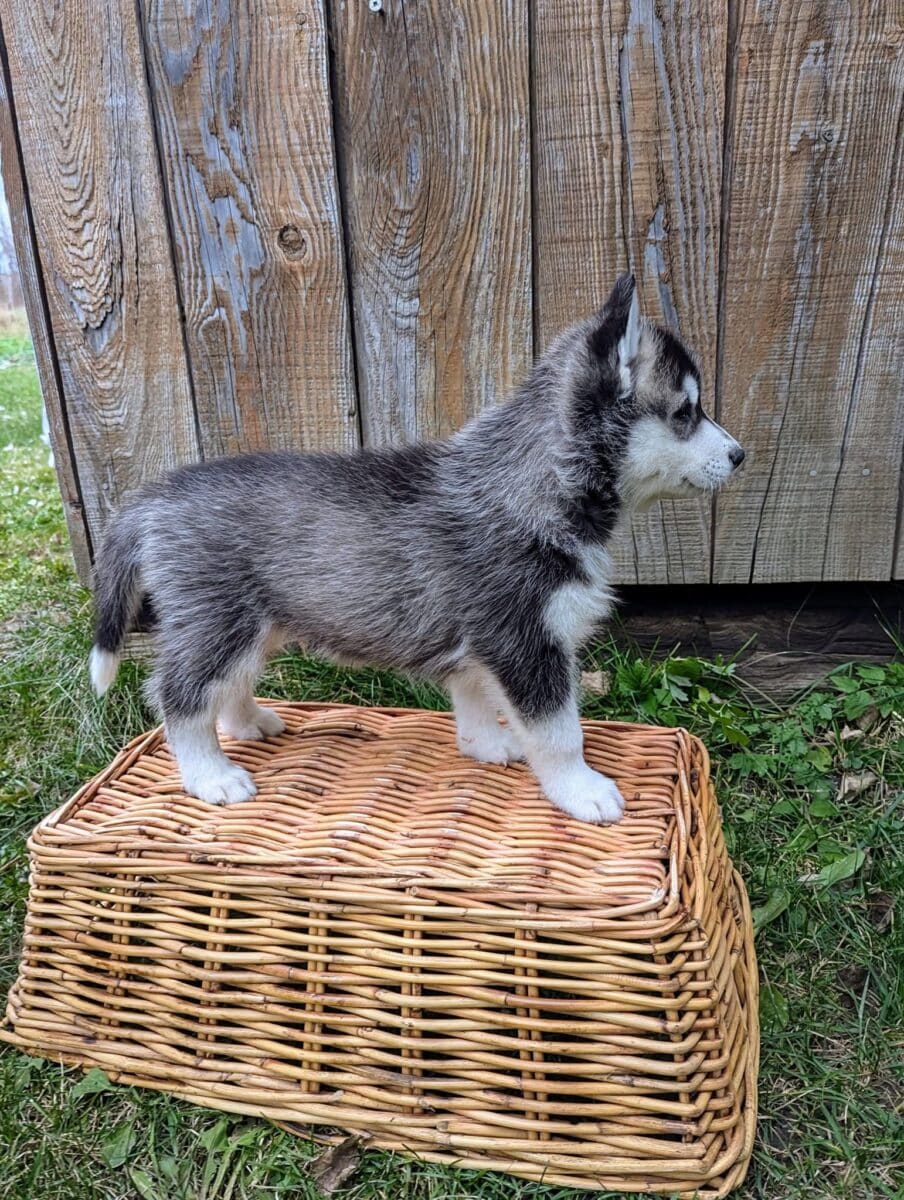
left=90, top=274, right=744, bottom=823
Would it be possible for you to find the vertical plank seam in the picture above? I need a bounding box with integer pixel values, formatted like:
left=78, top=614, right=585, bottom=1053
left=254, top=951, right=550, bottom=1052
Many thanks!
left=0, top=14, right=94, bottom=561
left=747, top=128, right=838, bottom=585
left=891, top=130, right=904, bottom=576
left=614, top=15, right=633, bottom=272
left=895, top=458, right=904, bottom=580
left=746, top=296, right=806, bottom=584
left=397, top=0, right=428, bottom=438
left=822, top=96, right=904, bottom=581
left=527, top=0, right=538, bottom=361
left=615, top=12, right=640, bottom=585
left=133, top=0, right=205, bottom=462
left=646, top=7, right=677, bottom=577
left=712, top=0, right=739, bottom=585
left=324, top=0, right=364, bottom=447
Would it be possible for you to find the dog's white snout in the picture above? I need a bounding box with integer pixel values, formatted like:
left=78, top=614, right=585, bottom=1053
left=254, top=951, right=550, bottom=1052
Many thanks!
left=709, top=419, right=745, bottom=472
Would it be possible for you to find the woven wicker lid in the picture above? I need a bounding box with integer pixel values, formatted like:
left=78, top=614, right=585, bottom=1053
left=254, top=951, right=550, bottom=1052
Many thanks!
left=34, top=703, right=699, bottom=912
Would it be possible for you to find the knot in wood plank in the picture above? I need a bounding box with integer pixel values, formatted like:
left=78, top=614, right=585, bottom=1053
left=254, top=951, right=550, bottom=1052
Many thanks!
left=277, top=224, right=308, bottom=260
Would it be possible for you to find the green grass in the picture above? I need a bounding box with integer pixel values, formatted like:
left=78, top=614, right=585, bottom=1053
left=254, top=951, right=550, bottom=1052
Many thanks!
left=1, top=332, right=902, bottom=1199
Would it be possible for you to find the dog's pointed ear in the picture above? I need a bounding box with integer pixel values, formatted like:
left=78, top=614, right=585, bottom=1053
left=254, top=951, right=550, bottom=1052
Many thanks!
left=617, top=274, right=641, bottom=367
left=588, top=273, right=641, bottom=392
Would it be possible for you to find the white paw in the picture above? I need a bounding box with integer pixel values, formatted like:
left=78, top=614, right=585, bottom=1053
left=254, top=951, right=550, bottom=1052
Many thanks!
left=546, top=767, right=625, bottom=824
left=457, top=721, right=525, bottom=765
left=218, top=706, right=286, bottom=741
left=183, top=760, right=257, bottom=805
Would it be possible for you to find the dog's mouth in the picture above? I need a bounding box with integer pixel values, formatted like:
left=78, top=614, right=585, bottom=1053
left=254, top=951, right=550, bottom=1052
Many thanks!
left=679, top=475, right=723, bottom=496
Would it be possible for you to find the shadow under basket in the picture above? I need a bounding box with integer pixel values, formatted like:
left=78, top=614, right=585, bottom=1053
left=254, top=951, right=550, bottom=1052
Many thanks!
left=2, top=702, right=758, bottom=1196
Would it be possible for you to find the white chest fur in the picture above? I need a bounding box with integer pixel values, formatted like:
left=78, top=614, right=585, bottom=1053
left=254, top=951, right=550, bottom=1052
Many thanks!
left=544, top=544, right=616, bottom=650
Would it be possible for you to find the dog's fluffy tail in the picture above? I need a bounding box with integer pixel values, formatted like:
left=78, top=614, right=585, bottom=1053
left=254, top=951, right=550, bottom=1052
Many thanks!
left=89, top=508, right=144, bottom=695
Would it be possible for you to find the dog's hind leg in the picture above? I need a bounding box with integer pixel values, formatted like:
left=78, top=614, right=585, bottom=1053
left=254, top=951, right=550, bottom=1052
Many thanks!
left=152, top=616, right=270, bottom=805
left=218, top=691, right=286, bottom=741
left=448, top=664, right=524, bottom=764
left=166, top=711, right=257, bottom=805
left=217, top=624, right=287, bottom=740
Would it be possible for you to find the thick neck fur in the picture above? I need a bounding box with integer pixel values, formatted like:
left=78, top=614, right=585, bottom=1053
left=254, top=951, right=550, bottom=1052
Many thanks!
left=442, top=327, right=631, bottom=549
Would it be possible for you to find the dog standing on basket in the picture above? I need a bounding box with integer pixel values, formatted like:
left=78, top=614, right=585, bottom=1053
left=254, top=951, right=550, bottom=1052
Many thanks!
left=89, top=274, right=745, bottom=823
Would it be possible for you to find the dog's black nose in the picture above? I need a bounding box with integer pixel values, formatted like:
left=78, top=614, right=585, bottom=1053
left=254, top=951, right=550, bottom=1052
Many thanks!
left=729, top=446, right=746, bottom=468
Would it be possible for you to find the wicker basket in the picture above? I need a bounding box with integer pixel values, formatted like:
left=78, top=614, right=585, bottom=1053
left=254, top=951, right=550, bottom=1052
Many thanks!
left=2, top=702, right=758, bottom=1196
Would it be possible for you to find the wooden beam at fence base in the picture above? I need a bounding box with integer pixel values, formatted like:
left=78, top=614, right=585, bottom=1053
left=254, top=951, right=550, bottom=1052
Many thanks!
left=613, top=582, right=903, bottom=698
left=0, top=19, right=91, bottom=583
left=329, top=0, right=532, bottom=445
left=532, top=0, right=727, bottom=585
left=141, top=0, right=358, bottom=458
left=715, top=0, right=904, bottom=584
left=0, top=0, right=199, bottom=550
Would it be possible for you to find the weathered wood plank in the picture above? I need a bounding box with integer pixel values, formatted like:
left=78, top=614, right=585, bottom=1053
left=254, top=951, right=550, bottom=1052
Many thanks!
left=0, top=22, right=91, bottom=582
left=142, top=0, right=358, bottom=457
left=714, top=0, right=904, bottom=583
left=0, top=0, right=199, bottom=548
left=330, top=0, right=531, bottom=444
left=533, top=0, right=726, bottom=584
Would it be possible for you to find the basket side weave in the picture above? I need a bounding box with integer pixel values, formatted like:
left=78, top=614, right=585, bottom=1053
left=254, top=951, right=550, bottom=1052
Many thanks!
left=2, top=703, right=758, bottom=1196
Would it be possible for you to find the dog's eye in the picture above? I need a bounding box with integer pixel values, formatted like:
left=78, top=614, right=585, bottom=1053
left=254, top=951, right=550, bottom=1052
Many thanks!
left=673, top=399, right=694, bottom=421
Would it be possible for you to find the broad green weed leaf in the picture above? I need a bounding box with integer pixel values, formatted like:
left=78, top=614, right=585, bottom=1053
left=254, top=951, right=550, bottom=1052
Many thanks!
left=753, top=887, right=791, bottom=933
left=128, top=1168, right=159, bottom=1200
left=156, top=1154, right=178, bottom=1183
left=199, top=1116, right=231, bottom=1152
left=803, top=849, right=867, bottom=890
left=101, top=1121, right=135, bottom=1168
left=760, top=985, right=789, bottom=1032
left=71, top=1067, right=112, bottom=1098
left=772, top=798, right=798, bottom=816
left=809, top=797, right=838, bottom=818
left=805, top=746, right=833, bottom=772
left=855, top=665, right=885, bottom=683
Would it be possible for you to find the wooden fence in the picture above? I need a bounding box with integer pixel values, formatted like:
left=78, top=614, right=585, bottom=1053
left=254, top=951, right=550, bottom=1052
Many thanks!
left=1, top=1, right=901, bottom=586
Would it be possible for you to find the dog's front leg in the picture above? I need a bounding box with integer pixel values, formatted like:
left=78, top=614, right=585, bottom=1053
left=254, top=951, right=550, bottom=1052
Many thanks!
left=488, top=653, right=624, bottom=824
left=519, top=698, right=624, bottom=823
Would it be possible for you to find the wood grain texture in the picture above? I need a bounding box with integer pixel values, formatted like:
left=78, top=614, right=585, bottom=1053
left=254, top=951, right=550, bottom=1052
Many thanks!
left=329, top=0, right=531, bottom=443
left=0, top=24, right=91, bottom=582
left=141, top=0, right=358, bottom=457
left=532, top=0, right=726, bottom=584
left=715, top=0, right=904, bottom=583
left=0, top=0, right=198, bottom=545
